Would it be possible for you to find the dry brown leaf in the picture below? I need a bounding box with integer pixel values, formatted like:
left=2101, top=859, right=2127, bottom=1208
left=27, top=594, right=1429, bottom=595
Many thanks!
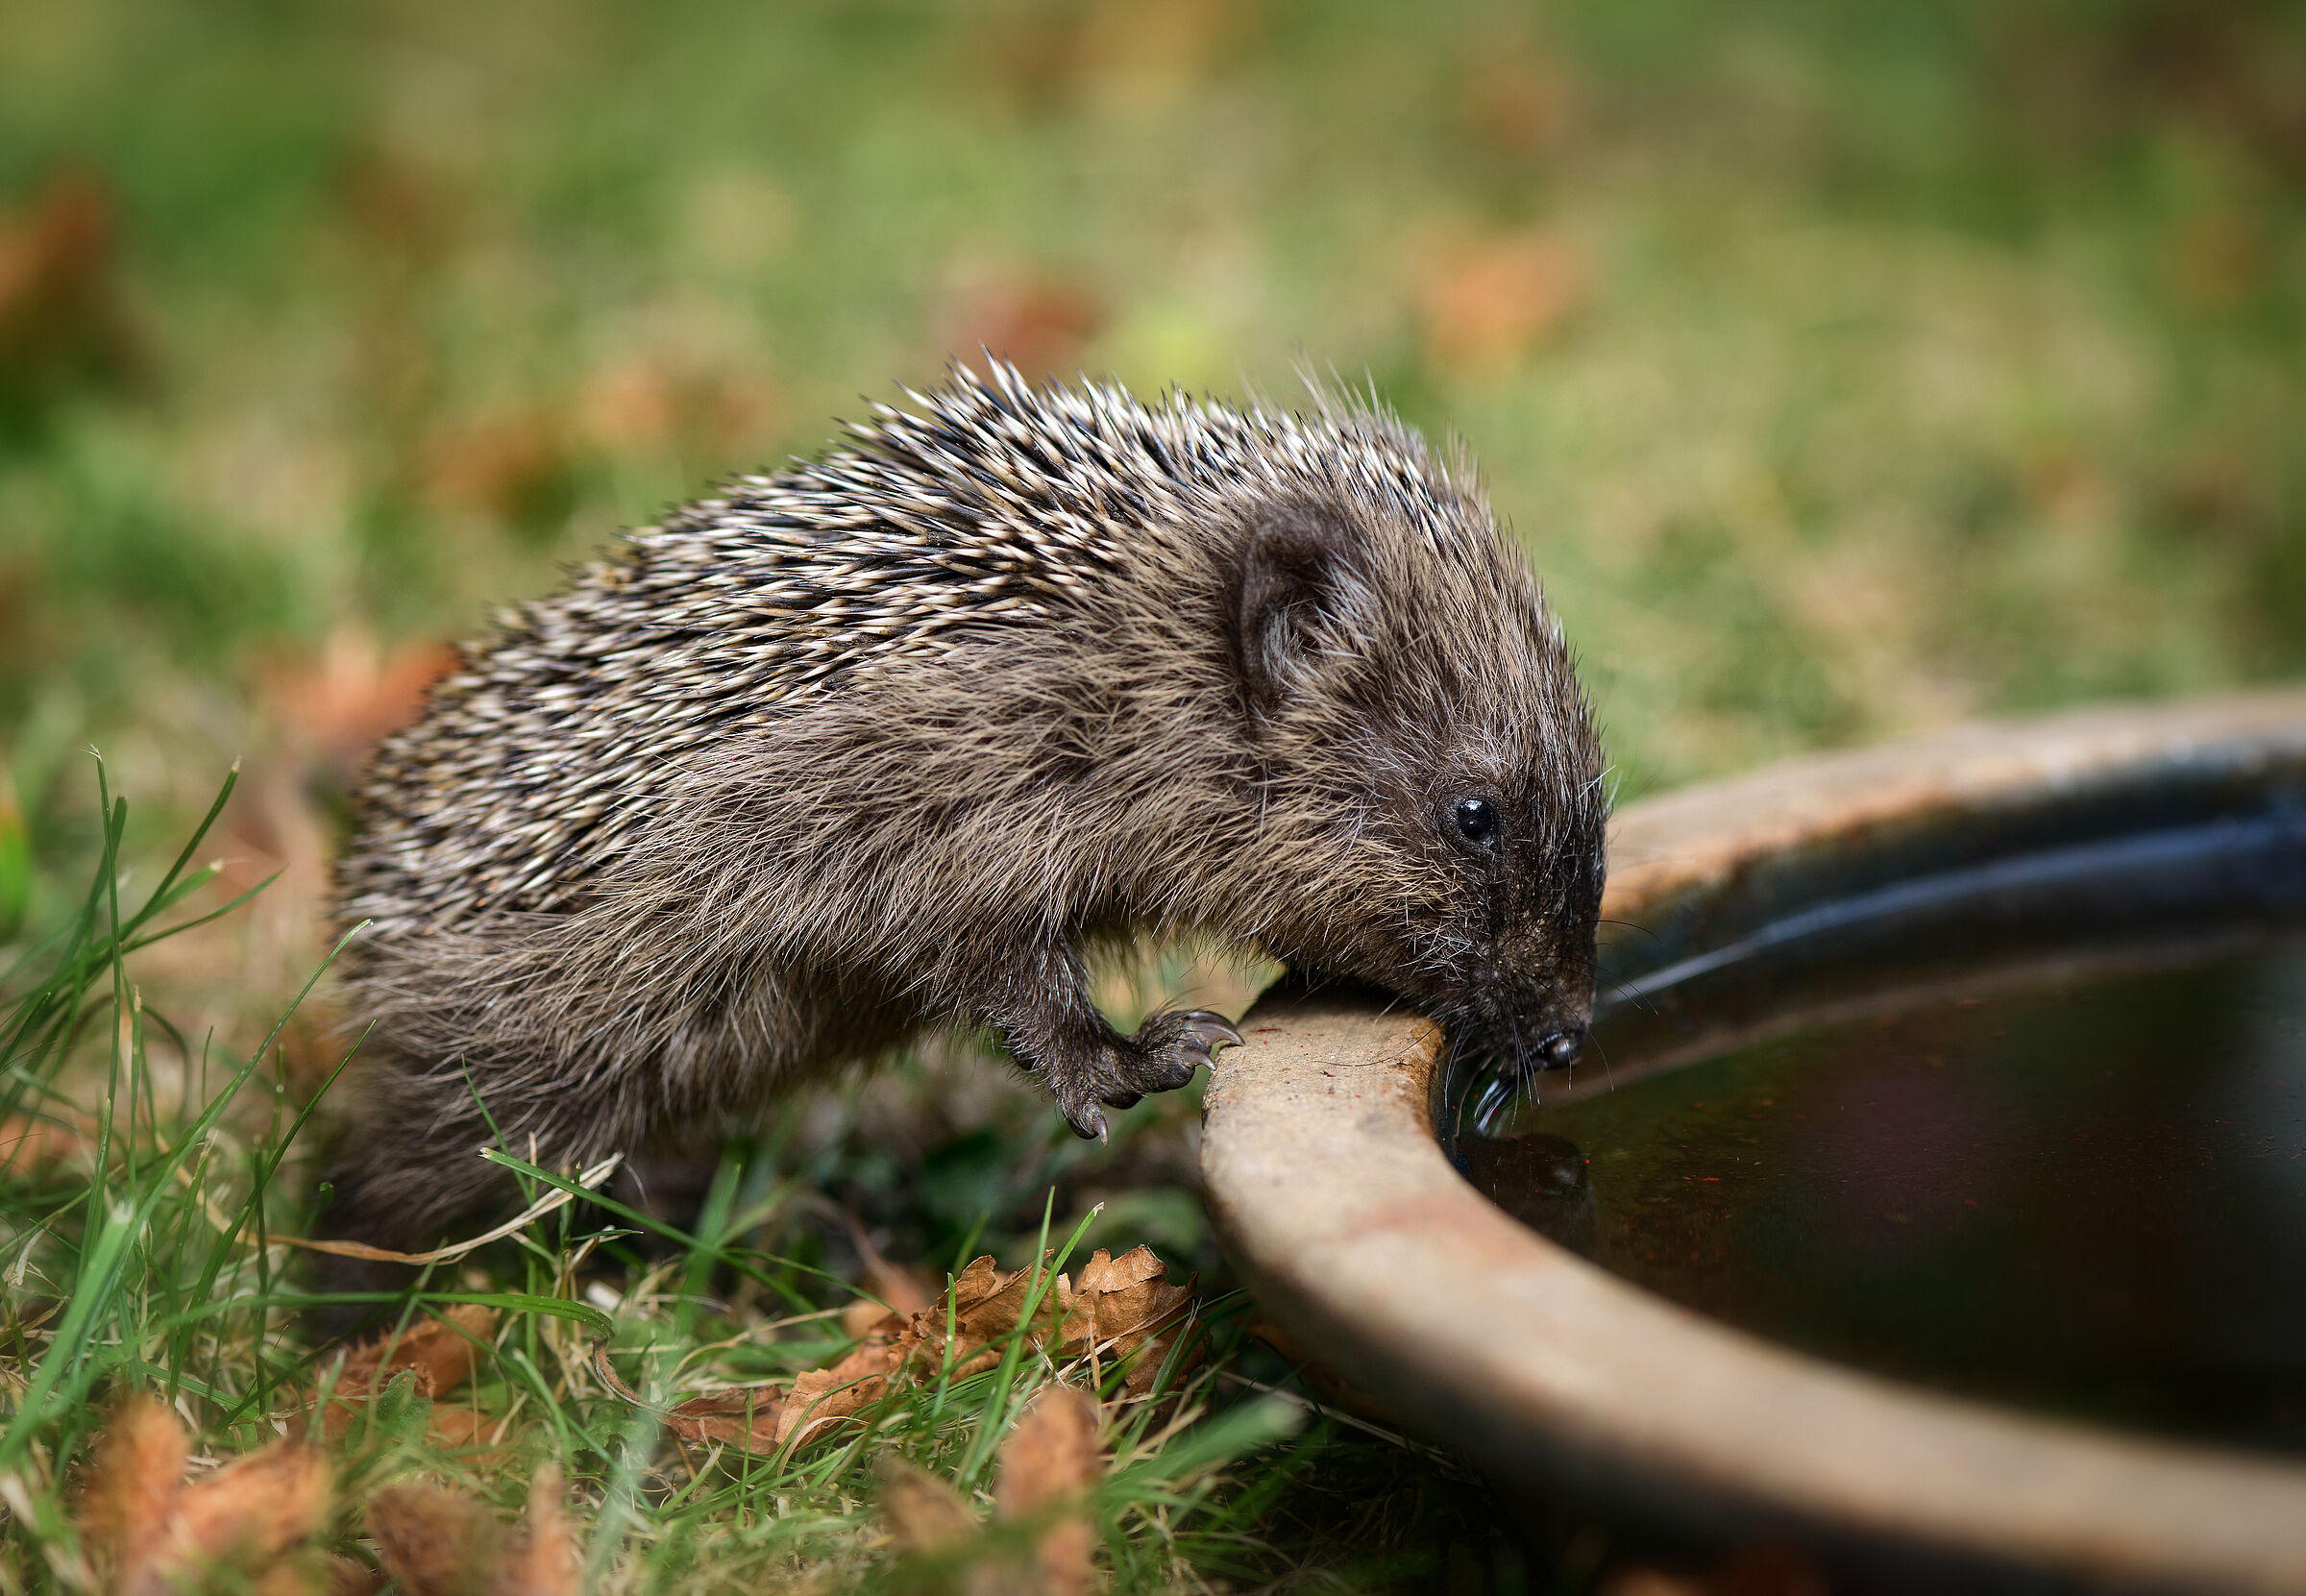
left=422, top=408, right=576, bottom=533
left=1060, top=1246, right=1200, bottom=1395
left=1417, top=228, right=1585, bottom=377
left=342, top=1305, right=499, bottom=1396
left=263, top=624, right=458, bottom=788
left=0, top=1114, right=89, bottom=1174
left=773, top=1328, right=902, bottom=1448
left=876, top=1456, right=978, bottom=1556
left=944, top=1255, right=1042, bottom=1348
left=659, top=1387, right=788, bottom=1452
left=996, top=1386, right=1103, bottom=1596
left=78, top=1393, right=189, bottom=1584
left=939, top=274, right=1104, bottom=381
left=251, top=1559, right=332, bottom=1596
left=997, top=1386, right=1102, bottom=1513
left=626, top=1283, right=913, bottom=1453
left=0, top=167, right=145, bottom=414
left=367, top=1483, right=502, bottom=1596
left=496, top=1465, right=580, bottom=1596
left=586, top=1340, right=790, bottom=1452
left=777, top=1306, right=917, bottom=1448
left=132, top=1442, right=332, bottom=1596
left=840, top=1297, right=902, bottom=1340
left=425, top=1406, right=497, bottom=1451
left=885, top=1255, right=1040, bottom=1386
left=360, top=1472, right=577, bottom=1596
left=326, top=1305, right=498, bottom=1442
left=601, top=1246, right=1198, bottom=1458
left=321, top=1554, right=386, bottom=1596
left=79, top=1396, right=332, bottom=1596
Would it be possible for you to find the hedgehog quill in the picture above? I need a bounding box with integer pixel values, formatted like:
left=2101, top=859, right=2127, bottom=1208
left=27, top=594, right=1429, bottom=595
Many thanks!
left=325, top=365, right=1605, bottom=1255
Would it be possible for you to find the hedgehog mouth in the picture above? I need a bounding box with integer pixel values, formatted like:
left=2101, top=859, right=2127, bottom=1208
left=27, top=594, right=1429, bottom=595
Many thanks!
left=1439, top=994, right=1590, bottom=1080
left=1284, top=965, right=1589, bottom=1077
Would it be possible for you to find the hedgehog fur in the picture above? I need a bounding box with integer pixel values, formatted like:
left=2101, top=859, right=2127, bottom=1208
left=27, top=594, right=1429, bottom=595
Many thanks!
left=325, top=362, right=1606, bottom=1253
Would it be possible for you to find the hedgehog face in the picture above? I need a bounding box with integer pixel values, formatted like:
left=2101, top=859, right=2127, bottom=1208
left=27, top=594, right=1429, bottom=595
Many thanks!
left=1226, top=485, right=1607, bottom=1077
left=1410, top=759, right=1607, bottom=1076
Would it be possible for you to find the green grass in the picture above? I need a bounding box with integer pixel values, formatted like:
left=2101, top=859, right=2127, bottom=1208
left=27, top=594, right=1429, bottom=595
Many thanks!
left=0, top=1, right=2300, bottom=1588
left=0, top=768, right=1535, bottom=1593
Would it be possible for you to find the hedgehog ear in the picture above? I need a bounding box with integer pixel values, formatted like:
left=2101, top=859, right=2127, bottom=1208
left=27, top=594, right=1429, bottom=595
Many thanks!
left=1231, top=503, right=1370, bottom=715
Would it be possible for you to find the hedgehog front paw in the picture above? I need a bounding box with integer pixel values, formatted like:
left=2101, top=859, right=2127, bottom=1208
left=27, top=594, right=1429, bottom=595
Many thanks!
left=1056, top=1009, right=1243, bottom=1142
left=1130, top=1008, right=1245, bottom=1093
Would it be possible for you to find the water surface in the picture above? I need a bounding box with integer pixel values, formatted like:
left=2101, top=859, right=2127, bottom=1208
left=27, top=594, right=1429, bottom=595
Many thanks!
left=1450, top=806, right=2306, bottom=1454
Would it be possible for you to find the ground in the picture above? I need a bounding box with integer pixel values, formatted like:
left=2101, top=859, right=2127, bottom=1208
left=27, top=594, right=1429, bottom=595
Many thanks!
left=1, top=1, right=2301, bottom=1589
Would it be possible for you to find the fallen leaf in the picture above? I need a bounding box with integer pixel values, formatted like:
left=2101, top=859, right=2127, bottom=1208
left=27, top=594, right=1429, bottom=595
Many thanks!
left=134, top=1441, right=331, bottom=1596
left=1417, top=228, right=1585, bottom=378
left=939, top=272, right=1103, bottom=381
left=0, top=1114, right=86, bottom=1174
left=944, top=1255, right=1043, bottom=1349
left=264, top=623, right=458, bottom=790
left=660, top=1386, right=789, bottom=1452
left=422, top=408, right=577, bottom=537
left=1060, top=1246, right=1201, bottom=1395
left=0, top=166, right=144, bottom=422
left=367, top=1483, right=502, bottom=1596
left=996, top=1386, right=1102, bottom=1514
left=497, top=1466, right=580, bottom=1596
left=889, top=1255, right=1043, bottom=1385
left=80, top=1395, right=332, bottom=1596
left=321, top=1555, right=385, bottom=1596
left=77, top=1394, right=188, bottom=1585
left=340, top=1305, right=499, bottom=1398
left=876, top=1456, right=977, bottom=1556
left=359, top=1472, right=579, bottom=1596
left=773, top=1330, right=901, bottom=1448
left=996, top=1387, right=1103, bottom=1596
left=425, top=1407, right=497, bottom=1450
left=601, top=1246, right=1199, bottom=1457
left=326, top=1306, right=498, bottom=1444
left=840, top=1297, right=901, bottom=1340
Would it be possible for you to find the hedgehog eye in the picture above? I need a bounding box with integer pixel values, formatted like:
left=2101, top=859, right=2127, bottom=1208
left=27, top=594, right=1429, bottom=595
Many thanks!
left=1451, top=797, right=1501, bottom=850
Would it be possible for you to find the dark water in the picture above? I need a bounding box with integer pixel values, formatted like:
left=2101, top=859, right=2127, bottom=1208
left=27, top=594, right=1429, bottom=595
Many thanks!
left=1449, top=804, right=2306, bottom=1455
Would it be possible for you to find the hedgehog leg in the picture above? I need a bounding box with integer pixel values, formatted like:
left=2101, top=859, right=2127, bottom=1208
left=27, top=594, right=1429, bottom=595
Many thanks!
left=984, top=948, right=1242, bottom=1141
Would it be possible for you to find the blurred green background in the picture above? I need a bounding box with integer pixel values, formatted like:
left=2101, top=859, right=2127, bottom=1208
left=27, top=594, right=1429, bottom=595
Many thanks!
left=1, top=0, right=2301, bottom=971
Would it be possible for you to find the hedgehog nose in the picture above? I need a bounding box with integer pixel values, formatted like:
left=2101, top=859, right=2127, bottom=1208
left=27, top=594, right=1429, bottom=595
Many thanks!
left=1536, top=1027, right=1584, bottom=1070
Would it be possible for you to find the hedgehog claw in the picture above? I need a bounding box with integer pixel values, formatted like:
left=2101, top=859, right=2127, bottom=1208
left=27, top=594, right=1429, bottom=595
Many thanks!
left=1131, top=1009, right=1243, bottom=1093
left=1179, top=1010, right=1245, bottom=1050
left=1053, top=1008, right=1243, bottom=1137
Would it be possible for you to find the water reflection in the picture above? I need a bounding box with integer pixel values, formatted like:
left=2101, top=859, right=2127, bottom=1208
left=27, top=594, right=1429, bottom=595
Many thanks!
left=1453, top=942, right=2306, bottom=1453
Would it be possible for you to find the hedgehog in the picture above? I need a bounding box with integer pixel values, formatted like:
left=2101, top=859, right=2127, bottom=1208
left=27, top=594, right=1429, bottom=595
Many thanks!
left=321, top=362, right=1607, bottom=1257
